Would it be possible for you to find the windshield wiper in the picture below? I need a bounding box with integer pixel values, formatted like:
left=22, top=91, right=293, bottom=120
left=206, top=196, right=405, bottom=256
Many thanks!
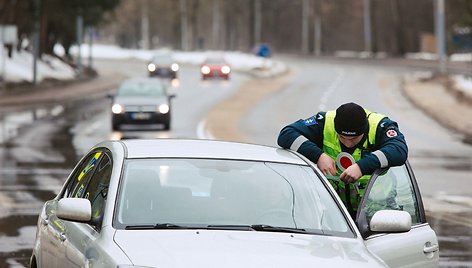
left=206, top=224, right=256, bottom=231
left=125, top=223, right=188, bottom=230
left=250, top=224, right=310, bottom=234
left=206, top=224, right=311, bottom=234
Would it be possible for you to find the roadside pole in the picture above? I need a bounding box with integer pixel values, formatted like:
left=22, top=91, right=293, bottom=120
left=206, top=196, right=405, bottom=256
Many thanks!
left=76, top=12, right=83, bottom=78
left=33, top=0, right=40, bottom=85
left=435, top=0, right=447, bottom=74
left=363, top=0, right=372, bottom=55
left=1, top=27, right=4, bottom=88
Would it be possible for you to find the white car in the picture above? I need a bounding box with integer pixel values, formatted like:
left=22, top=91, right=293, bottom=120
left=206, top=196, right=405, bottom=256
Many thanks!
left=30, top=139, right=439, bottom=268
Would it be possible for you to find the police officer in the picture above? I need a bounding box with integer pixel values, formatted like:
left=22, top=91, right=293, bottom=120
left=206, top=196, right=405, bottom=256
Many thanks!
left=277, top=102, right=408, bottom=216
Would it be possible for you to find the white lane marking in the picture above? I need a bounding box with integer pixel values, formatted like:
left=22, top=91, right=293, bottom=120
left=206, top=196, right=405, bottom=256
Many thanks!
left=318, top=68, right=345, bottom=111
left=197, top=119, right=215, bottom=140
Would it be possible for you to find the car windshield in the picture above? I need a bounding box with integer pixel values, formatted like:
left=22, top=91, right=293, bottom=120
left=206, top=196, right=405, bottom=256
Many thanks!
left=117, top=81, right=165, bottom=97
left=152, top=54, right=174, bottom=64
left=115, top=158, right=354, bottom=237
left=205, top=57, right=226, bottom=64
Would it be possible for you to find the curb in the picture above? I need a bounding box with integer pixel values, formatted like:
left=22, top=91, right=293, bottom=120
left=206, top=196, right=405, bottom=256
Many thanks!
left=0, top=74, right=125, bottom=112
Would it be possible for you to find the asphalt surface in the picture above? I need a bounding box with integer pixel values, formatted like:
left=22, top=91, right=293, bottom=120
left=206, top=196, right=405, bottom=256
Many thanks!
left=0, top=56, right=470, bottom=140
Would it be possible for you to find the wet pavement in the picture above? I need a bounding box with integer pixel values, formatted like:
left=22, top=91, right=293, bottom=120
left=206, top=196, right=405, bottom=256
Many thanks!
left=428, top=213, right=472, bottom=267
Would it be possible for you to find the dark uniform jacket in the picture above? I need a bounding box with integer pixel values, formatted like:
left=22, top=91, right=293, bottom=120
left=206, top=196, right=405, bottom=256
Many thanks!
left=277, top=111, right=408, bottom=175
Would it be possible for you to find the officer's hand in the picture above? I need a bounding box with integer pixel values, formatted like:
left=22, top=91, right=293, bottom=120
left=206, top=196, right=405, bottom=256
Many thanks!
left=339, top=164, right=362, bottom=183
left=317, top=153, right=337, bottom=176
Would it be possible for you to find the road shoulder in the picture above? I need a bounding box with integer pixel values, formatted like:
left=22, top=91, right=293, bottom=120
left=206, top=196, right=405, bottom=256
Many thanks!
left=402, top=73, right=472, bottom=142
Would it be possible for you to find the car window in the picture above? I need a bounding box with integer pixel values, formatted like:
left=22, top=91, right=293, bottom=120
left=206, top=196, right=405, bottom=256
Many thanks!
left=84, top=152, right=112, bottom=230
left=114, top=158, right=355, bottom=238
left=205, top=57, right=225, bottom=64
left=362, top=164, right=421, bottom=225
left=63, top=151, right=103, bottom=199
left=152, top=54, right=174, bottom=64
left=118, top=81, right=165, bottom=97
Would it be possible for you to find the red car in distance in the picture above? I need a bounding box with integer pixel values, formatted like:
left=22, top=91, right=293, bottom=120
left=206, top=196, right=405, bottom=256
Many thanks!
left=200, top=56, right=231, bottom=80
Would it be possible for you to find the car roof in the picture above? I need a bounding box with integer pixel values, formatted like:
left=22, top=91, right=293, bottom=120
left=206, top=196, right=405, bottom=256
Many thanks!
left=117, top=139, right=307, bottom=164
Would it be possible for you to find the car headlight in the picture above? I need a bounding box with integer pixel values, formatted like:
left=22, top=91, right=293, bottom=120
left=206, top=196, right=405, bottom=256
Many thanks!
left=112, top=104, right=124, bottom=114
left=171, top=63, right=179, bottom=71
left=158, top=104, right=170, bottom=114
left=147, top=63, right=156, bottom=72
left=221, top=65, right=231, bottom=74
left=201, top=65, right=211, bottom=74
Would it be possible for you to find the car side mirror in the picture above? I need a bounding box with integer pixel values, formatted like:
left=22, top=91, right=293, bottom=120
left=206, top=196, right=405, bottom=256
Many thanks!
left=57, top=198, right=92, bottom=222
left=370, top=210, right=412, bottom=233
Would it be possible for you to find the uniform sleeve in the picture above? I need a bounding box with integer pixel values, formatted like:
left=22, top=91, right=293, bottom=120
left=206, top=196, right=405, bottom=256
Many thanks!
left=357, top=117, right=408, bottom=175
left=277, top=113, right=326, bottom=164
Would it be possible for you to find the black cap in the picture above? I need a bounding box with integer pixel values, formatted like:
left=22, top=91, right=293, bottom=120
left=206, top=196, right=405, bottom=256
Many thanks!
left=334, top=102, right=368, bottom=136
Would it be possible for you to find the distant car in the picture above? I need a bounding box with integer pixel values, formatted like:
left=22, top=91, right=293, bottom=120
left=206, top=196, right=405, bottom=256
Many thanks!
left=147, top=53, right=179, bottom=79
left=30, top=139, right=438, bottom=268
left=200, top=56, right=231, bottom=80
left=110, top=78, right=175, bottom=131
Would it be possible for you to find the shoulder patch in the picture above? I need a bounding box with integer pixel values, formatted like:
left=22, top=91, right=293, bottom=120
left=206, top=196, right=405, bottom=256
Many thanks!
left=304, top=116, right=317, bottom=126
left=386, top=129, right=398, bottom=138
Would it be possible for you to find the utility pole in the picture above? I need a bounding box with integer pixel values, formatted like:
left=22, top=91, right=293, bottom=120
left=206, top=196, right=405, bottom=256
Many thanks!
left=301, top=0, right=310, bottom=54
left=32, top=0, right=41, bottom=85
left=212, top=0, right=220, bottom=49
left=76, top=10, right=83, bottom=78
left=314, top=16, right=321, bottom=56
left=363, top=0, right=372, bottom=54
left=180, top=0, right=188, bottom=51
left=254, top=0, right=261, bottom=45
left=435, top=0, right=446, bottom=73
left=141, top=0, right=150, bottom=50
left=88, top=27, right=93, bottom=68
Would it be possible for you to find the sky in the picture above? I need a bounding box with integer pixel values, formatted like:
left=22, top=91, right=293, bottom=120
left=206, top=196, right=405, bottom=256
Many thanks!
left=0, top=43, right=471, bottom=97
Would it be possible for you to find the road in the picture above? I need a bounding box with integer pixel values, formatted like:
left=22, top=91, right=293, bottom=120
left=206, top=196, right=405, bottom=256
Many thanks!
left=0, top=56, right=471, bottom=267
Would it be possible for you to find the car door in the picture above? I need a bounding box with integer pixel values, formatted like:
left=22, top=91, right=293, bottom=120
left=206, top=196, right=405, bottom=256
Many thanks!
left=66, top=151, right=112, bottom=267
left=358, top=161, right=439, bottom=267
left=61, top=150, right=113, bottom=267
left=40, top=150, right=104, bottom=267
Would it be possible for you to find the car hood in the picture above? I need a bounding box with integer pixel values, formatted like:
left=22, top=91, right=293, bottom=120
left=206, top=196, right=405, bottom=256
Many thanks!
left=114, top=96, right=168, bottom=106
left=114, top=230, right=386, bottom=267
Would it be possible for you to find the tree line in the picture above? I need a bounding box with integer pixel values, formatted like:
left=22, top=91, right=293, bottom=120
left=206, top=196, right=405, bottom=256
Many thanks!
left=2, top=0, right=472, bottom=58
left=0, top=0, right=120, bottom=57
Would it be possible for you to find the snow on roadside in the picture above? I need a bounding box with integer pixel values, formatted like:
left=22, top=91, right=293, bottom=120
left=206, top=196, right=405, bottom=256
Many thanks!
left=452, top=75, right=472, bottom=98
left=1, top=46, right=75, bottom=83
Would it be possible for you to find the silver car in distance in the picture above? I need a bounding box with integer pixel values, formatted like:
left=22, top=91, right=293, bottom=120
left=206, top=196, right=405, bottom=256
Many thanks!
left=30, top=139, right=439, bottom=268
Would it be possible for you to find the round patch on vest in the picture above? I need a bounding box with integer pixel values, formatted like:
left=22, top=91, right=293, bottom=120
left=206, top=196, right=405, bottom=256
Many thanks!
left=336, top=152, right=355, bottom=171
left=386, top=129, right=398, bottom=138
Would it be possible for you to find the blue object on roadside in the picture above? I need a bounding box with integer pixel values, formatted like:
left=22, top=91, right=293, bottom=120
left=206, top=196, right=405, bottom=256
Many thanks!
left=255, top=43, right=271, bottom=58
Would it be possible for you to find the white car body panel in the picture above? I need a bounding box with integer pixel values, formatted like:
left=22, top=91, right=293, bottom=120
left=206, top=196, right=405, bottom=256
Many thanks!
left=114, top=230, right=387, bottom=267
left=365, top=223, right=439, bottom=267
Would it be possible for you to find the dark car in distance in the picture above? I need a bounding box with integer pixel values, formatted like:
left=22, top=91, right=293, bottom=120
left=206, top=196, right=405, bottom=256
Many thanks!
left=147, top=53, right=179, bottom=79
left=200, top=55, right=231, bottom=80
left=110, top=78, right=175, bottom=131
